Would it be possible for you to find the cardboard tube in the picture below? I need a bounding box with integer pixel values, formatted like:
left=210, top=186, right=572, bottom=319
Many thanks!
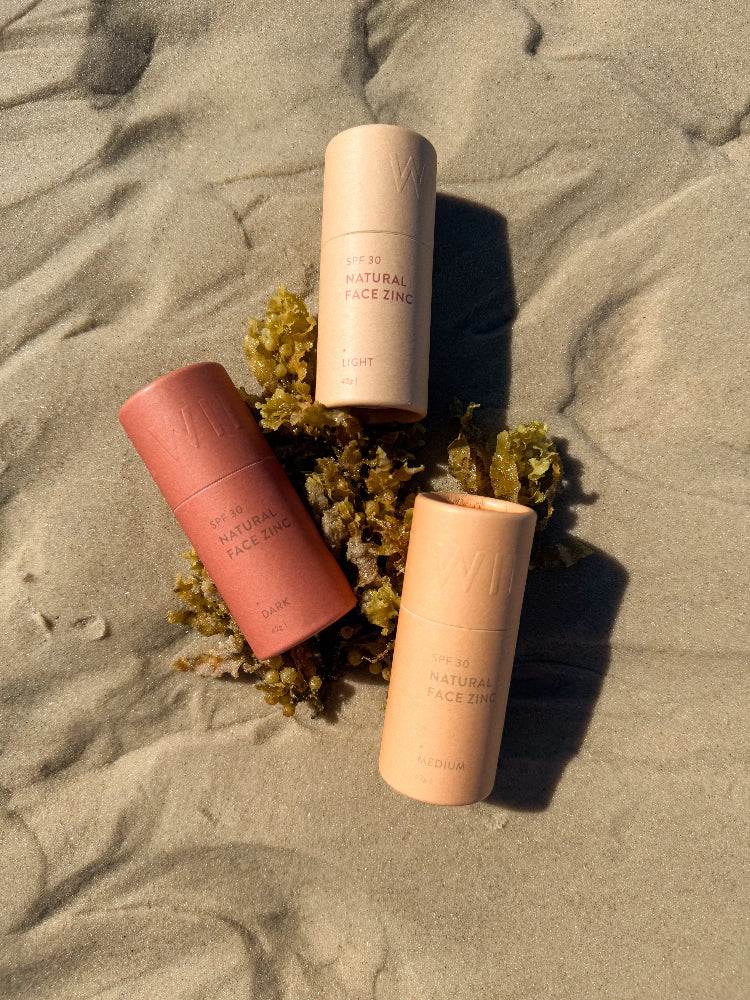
left=379, top=493, right=536, bottom=805
left=119, top=363, right=355, bottom=659
left=315, top=124, right=437, bottom=422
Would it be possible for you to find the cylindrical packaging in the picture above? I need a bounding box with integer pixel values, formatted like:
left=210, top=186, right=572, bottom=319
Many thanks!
left=119, top=363, right=356, bottom=659
left=315, top=124, right=437, bottom=422
left=379, top=493, right=537, bottom=805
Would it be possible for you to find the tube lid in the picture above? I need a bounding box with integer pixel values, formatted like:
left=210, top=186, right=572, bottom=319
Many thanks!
left=118, top=363, right=273, bottom=510
left=400, top=493, right=537, bottom=631
left=321, top=124, right=437, bottom=246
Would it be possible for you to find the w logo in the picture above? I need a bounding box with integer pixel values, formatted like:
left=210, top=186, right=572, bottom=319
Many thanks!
left=389, top=152, right=424, bottom=198
left=435, top=544, right=514, bottom=597
left=147, top=397, right=242, bottom=462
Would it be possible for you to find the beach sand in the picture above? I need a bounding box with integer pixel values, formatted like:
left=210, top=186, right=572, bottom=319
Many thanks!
left=1, top=1, right=748, bottom=996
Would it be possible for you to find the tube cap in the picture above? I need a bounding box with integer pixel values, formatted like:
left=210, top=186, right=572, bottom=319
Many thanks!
left=321, top=124, right=437, bottom=246
left=118, top=363, right=273, bottom=510
left=400, top=493, right=537, bottom=631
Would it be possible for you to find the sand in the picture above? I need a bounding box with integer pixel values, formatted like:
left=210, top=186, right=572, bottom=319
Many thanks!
left=1, top=1, right=748, bottom=997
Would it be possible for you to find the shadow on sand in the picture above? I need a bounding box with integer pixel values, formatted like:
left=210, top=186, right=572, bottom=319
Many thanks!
left=429, top=194, right=628, bottom=811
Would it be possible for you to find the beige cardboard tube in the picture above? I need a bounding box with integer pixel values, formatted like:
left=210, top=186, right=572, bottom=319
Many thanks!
left=379, top=493, right=537, bottom=805
left=315, top=124, right=437, bottom=422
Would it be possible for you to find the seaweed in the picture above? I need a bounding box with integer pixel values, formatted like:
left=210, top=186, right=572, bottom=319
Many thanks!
left=168, top=287, right=574, bottom=715
left=447, top=403, right=563, bottom=530
left=446, top=399, right=492, bottom=495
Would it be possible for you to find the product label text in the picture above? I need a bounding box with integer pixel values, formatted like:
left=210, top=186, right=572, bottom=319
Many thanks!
left=209, top=505, right=293, bottom=559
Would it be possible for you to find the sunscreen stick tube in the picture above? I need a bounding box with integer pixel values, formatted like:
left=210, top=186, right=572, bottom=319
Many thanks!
left=119, top=363, right=355, bottom=659
left=315, top=124, right=437, bottom=422
left=379, top=493, right=536, bottom=805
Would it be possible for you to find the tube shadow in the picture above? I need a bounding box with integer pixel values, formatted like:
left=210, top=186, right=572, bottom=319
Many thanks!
left=490, top=549, right=627, bottom=810
left=428, top=196, right=628, bottom=810
left=489, top=441, right=628, bottom=809
left=428, top=194, right=516, bottom=421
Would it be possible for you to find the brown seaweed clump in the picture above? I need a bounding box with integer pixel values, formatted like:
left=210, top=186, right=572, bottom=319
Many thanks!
left=446, top=401, right=594, bottom=567
left=169, top=286, right=571, bottom=716
left=447, top=401, right=563, bottom=529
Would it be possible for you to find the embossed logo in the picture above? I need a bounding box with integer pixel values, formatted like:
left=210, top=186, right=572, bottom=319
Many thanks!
left=435, top=544, right=515, bottom=596
left=389, top=152, right=424, bottom=198
left=147, top=397, right=243, bottom=461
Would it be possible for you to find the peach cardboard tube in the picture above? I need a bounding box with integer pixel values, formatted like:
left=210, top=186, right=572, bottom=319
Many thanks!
left=315, top=124, right=437, bottom=422
left=119, top=363, right=356, bottom=659
left=379, top=492, right=537, bottom=805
